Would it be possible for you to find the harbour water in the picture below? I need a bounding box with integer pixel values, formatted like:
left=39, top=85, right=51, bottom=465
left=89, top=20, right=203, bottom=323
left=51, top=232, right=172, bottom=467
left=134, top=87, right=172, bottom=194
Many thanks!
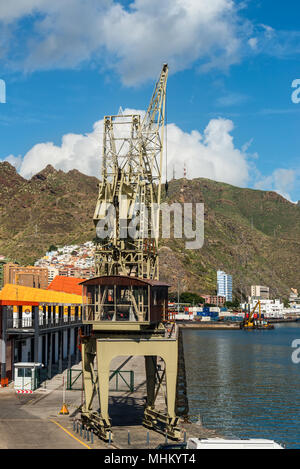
left=183, top=323, right=300, bottom=449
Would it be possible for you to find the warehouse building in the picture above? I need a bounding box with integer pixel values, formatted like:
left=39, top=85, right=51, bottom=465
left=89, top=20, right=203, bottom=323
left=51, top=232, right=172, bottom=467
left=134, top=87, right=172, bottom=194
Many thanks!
left=0, top=284, right=86, bottom=385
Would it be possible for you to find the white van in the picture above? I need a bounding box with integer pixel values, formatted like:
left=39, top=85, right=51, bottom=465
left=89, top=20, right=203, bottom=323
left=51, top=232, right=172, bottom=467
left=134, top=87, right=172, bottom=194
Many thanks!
left=186, top=438, right=284, bottom=449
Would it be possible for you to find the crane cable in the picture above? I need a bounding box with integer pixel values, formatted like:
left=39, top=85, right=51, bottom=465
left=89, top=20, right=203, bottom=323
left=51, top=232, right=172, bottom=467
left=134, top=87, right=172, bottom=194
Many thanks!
left=165, top=89, right=169, bottom=196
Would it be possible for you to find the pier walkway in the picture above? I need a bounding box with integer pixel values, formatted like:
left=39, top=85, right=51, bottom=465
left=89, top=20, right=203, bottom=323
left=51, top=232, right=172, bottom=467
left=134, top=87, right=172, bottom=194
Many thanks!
left=0, top=356, right=220, bottom=449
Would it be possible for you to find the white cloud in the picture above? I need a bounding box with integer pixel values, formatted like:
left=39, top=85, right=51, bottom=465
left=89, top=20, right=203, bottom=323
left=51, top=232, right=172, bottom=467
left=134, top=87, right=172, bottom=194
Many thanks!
left=167, top=118, right=250, bottom=186
left=254, top=168, right=296, bottom=202
left=10, top=110, right=297, bottom=201
left=248, top=37, right=258, bottom=50
left=1, top=0, right=248, bottom=85
left=6, top=111, right=251, bottom=189
left=1, top=1, right=299, bottom=84
left=14, top=119, right=103, bottom=179
left=249, top=23, right=300, bottom=59
left=4, top=154, right=22, bottom=171
left=215, top=91, right=249, bottom=107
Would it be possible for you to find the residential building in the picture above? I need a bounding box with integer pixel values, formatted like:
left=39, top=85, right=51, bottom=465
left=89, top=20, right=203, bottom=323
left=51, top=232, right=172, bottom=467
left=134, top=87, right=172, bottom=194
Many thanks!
left=251, top=285, right=270, bottom=300
left=289, top=288, right=300, bottom=305
left=35, top=242, right=95, bottom=281
left=4, top=263, right=48, bottom=289
left=217, top=270, right=233, bottom=302
left=202, top=295, right=226, bottom=305
left=48, top=267, right=59, bottom=284
left=0, top=257, right=8, bottom=289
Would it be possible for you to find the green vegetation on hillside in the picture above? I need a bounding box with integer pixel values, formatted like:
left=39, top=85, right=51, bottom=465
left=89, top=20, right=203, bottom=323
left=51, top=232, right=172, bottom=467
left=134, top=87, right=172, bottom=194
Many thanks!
left=0, top=161, right=299, bottom=299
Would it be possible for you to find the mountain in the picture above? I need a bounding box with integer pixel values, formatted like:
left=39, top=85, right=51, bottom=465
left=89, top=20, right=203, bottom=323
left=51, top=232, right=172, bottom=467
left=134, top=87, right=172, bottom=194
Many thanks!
left=1, top=161, right=300, bottom=300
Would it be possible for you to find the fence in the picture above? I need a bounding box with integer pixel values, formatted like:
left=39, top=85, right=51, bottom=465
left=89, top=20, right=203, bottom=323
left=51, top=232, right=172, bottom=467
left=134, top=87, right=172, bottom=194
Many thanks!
left=67, top=368, right=134, bottom=392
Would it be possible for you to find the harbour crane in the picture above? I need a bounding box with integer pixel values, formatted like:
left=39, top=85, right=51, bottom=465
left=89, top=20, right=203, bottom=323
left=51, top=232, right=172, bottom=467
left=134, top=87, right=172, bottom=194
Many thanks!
left=93, top=64, right=168, bottom=279
left=79, top=64, right=185, bottom=442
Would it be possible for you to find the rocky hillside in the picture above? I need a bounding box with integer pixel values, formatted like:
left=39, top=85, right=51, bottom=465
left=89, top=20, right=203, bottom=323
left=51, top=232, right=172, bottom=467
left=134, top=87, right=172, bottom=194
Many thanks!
left=1, top=161, right=300, bottom=300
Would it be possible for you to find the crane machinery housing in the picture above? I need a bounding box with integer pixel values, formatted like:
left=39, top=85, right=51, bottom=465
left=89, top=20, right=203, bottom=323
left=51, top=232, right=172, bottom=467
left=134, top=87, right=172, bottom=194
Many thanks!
left=79, top=64, right=185, bottom=442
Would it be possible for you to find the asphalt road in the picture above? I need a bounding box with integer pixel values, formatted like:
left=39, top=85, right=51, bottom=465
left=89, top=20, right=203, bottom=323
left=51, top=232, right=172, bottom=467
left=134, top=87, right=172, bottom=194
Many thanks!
left=0, top=389, right=87, bottom=449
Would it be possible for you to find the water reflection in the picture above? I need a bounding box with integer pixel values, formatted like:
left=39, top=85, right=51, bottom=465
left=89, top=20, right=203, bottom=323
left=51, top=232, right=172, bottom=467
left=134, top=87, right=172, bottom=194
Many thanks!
left=183, top=324, right=300, bottom=448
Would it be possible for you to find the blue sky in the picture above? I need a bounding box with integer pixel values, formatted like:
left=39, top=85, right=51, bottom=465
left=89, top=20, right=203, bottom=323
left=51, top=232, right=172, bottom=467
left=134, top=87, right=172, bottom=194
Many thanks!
left=0, top=0, right=300, bottom=201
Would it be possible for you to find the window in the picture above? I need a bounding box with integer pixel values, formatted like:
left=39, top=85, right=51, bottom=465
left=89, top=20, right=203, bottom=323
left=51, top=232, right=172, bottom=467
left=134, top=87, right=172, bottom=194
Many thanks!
left=17, top=368, right=32, bottom=378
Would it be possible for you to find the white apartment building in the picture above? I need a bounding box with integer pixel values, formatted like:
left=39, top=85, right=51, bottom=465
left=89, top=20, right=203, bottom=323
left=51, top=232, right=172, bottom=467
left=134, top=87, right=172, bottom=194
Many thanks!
left=48, top=267, right=59, bottom=284
left=217, top=270, right=233, bottom=302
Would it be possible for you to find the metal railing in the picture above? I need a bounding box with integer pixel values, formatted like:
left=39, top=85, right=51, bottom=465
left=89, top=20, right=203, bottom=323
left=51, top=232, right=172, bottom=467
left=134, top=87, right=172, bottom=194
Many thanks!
left=82, top=303, right=149, bottom=322
left=67, top=368, right=134, bottom=392
left=39, top=314, right=82, bottom=330
left=6, top=312, right=82, bottom=331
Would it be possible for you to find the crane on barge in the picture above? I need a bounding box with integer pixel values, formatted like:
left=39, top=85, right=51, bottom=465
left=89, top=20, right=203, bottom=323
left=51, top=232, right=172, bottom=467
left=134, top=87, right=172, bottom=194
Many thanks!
left=241, top=300, right=274, bottom=330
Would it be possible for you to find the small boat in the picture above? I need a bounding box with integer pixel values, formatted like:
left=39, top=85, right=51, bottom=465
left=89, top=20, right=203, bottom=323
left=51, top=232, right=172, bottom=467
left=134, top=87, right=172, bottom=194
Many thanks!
left=186, top=438, right=284, bottom=449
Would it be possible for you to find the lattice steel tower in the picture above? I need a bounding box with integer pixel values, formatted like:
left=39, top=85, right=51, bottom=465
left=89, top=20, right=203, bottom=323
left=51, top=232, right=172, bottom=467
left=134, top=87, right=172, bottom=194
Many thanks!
left=93, top=64, right=168, bottom=280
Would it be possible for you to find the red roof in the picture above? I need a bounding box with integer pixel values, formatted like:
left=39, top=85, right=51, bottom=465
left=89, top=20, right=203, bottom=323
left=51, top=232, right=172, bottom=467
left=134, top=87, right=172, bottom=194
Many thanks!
left=47, top=276, right=85, bottom=295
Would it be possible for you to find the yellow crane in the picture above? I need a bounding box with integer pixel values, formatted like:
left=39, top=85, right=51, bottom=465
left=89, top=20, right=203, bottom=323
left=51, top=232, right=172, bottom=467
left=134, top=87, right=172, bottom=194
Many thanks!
left=241, top=300, right=274, bottom=330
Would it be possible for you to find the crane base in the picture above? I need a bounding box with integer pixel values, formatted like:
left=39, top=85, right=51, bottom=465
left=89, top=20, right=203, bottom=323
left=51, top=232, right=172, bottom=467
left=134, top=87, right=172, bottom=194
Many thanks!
left=143, top=408, right=181, bottom=440
left=81, top=411, right=113, bottom=442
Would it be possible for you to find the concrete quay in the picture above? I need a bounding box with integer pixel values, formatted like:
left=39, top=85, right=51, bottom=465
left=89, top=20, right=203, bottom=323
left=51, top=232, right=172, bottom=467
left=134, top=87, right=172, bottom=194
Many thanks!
left=178, top=322, right=240, bottom=330
left=0, top=356, right=221, bottom=449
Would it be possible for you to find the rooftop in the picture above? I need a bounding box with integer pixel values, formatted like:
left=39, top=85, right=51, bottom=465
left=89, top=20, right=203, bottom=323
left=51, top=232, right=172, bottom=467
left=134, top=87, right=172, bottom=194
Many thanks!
left=47, top=275, right=85, bottom=295
left=0, top=283, right=82, bottom=304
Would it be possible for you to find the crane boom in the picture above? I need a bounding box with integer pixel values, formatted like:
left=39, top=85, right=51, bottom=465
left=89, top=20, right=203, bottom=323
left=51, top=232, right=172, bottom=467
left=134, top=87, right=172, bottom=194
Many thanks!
left=93, top=64, right=168, bottom=279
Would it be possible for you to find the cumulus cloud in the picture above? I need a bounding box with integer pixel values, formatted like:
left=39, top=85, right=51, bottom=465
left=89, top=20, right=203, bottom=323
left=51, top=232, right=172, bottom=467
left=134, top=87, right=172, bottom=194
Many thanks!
left=7, top=110, right=296, bottom=201
left=5, top=110, right=251, bottom=189
left=1, top=1, right=299, bottom=84
left=0, top=0, right=249, bottom=85
left=15, top=119, right=103, bottom=179
left=166, top=118, right=250, bottom=186
left=254, top=168, right=296, bottom=202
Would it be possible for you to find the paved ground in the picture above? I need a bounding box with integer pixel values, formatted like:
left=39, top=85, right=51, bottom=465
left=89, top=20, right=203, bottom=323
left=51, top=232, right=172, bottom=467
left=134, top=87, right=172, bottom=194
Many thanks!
left=0, top=388, right=87, bottom=449
left=0, top=356, right=220, bottom=449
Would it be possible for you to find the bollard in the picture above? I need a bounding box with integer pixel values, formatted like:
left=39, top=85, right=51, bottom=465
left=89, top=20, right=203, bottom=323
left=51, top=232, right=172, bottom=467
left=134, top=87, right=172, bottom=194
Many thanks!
left=128, top=430, right=131, bottom=446
left=73, top=420, right=75, bottom=432
left=76, top=422, right=79, bottom=434
left=87, top=429, right=90, bottom=442
left=165, top=432, right=168, bottom=444
left=84, top=426, right=86, bottom=439
left=108, top=431, right=112, bottom=445
left=91, top=430, right=94, bottom=444
left=80, top=424, right=83, bottom=437
left=184, top=431, right=187, bottom=444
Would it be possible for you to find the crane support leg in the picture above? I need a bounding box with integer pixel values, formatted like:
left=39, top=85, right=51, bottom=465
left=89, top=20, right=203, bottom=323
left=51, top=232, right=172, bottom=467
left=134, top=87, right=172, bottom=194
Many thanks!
left=80, top=335, right=181, bottom=441
left=145, top=356, right=157, bottom=407
left=81, top=340, right=97, bottom=413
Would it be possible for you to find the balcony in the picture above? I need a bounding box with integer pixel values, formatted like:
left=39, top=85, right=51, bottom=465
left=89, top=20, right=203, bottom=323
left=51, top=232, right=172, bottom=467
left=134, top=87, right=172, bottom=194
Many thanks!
left=5, top=304, right=83, bottom=333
